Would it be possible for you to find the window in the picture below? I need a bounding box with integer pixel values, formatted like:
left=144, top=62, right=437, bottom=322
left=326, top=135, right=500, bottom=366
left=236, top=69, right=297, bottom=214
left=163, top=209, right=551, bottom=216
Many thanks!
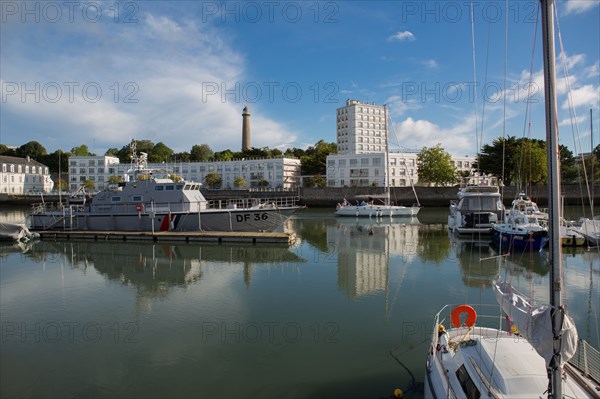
left=17, top=165, right=22, bottom=173
left=361, top=158, right=369, bottom=166
left=155, top=186, right=164, bottom=191
left=165, top=185, right=175, bottom=191
left=88, top=160, right=95, bottom=166
left=176, top=184, right=184, bottom=190
left=1, top=164, right=5, bottom=172
left=456, top=365, right=480, bottom=399
left=132, top=195, right=143, bottom=202
left=80, top=168, right=86, bottom=174
left=339, top=159, right=346, bottom=166
left=111, top=196, right=122, bottom=202
left=350, top=159, right=358, bottom=166
left=10, top=165, right=14, bottom=172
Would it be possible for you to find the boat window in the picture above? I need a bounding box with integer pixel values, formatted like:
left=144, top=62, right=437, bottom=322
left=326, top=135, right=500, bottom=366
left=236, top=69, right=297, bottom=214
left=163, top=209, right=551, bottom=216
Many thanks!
left=165, top=185, right=174, bottom=191
left=111, top=196, right=122, bottom=202
left=132, top=195, right=143, bottom=202
left=176, top=184, right=184, bottom=190
left=456, top=365, right=480, bottom=399
left=183, top=184, right=190, bottom=190
left=155, top=185, right=164, bottom=191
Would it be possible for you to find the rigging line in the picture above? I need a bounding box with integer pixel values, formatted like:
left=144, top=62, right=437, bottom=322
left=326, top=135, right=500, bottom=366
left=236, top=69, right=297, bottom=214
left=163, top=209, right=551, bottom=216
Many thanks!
left=555, top=3, right=596, bottom=221
left=469, top=0, right=481, bottom=160
left=517, top=3, right=540, bottom=194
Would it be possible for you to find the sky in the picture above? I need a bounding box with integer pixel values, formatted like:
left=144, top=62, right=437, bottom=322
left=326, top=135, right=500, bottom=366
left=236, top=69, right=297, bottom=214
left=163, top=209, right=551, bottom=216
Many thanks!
left=1, top=0, right=598, bottom=157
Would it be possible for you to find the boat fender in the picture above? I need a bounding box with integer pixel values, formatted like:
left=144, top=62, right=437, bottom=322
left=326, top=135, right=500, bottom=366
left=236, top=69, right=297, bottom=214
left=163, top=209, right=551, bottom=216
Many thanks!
left=450, top=304, right=477, bottom=328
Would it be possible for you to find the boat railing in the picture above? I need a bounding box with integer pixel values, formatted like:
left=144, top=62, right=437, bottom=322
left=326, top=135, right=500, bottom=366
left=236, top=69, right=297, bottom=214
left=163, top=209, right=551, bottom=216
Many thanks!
left=569, top=339, right=600, bottom=384
left=206, top=196, right=300, bottom=210
left=432, top=303, right=509, bottom=335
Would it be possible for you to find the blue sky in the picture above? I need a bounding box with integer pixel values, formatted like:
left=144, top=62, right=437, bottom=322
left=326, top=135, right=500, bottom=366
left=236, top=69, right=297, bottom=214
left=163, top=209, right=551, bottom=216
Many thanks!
left=1, top=1, right=598, bottom=157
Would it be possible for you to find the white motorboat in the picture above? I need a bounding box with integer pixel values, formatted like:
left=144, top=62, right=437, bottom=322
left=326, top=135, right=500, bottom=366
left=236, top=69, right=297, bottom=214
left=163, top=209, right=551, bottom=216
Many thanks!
left=447, top=177, right=504, bottom=235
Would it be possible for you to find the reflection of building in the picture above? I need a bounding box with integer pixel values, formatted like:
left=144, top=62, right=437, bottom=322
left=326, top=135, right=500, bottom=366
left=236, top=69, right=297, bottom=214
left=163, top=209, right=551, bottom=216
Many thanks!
left=328, top=219, right=420, bottom=298
left=0, top=155, right=54, bottom=193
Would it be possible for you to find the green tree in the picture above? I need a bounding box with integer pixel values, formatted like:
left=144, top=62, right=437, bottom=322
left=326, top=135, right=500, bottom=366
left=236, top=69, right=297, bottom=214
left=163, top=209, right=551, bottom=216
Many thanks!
left=191, top=144, right=214, bottom=161
left=284, top=147, right=306, bottom=158
left=174, top=152, right=191, bottom=162
left=234, top=177, right=247, bottom=188
left=300, top=140, right=337, bottom=175
left=105, top=148, right=119, bottom=157
left=54, top=179, right=68, bottom=191
left=213, top=150, right=234, bottom=161
left=168, top=174, right=182, bottom=182
left=71, top=144, right=95, bottom=156
left=204, top=172, right=222, bottom=188
left=0, top=144, right=15, bottom=156
left=40, top=149, right=70, bottom=174
left=257, top=179, right=269, bottom=187
left=559, top=145, right=578, bottom=184
left=312, top=175, right=326, bottom=188
left=511, top=139, right=546, bottom=186
left=417, top=144, right=458, bottom=186
left=83, top=179, right=95, bottom=191
left=16, top=141, right=47, bottom=160
left=150, top=142, right=174, bottom=163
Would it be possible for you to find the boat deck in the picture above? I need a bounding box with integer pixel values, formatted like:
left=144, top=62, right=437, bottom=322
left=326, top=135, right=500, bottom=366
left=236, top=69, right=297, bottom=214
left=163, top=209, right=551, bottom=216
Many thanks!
left=36, top=230, right=296, bottom=245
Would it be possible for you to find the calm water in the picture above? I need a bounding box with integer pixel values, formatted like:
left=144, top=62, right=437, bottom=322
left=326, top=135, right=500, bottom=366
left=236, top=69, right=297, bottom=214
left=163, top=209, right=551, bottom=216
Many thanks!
left=1, top=207, right=598, bottom=399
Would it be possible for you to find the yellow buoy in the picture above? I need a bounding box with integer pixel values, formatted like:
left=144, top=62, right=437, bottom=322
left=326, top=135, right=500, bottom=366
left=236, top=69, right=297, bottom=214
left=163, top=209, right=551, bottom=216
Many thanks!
left=394, top=388, right=404, bottom=398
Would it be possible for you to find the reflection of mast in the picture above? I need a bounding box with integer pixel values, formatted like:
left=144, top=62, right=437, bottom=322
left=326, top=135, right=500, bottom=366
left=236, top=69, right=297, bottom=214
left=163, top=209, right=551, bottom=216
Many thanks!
left=243, top=261, right=253, bottom=286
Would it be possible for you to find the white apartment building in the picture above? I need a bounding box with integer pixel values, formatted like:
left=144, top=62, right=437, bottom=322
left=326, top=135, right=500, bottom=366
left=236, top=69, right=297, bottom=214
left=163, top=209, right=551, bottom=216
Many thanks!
left=327, top=99, right=475, bottom=187
left=68, top=156, right=301, bottom=191
left=0, top=155, right=54, bottom=193
left=337, top=99, right=388, bottom=155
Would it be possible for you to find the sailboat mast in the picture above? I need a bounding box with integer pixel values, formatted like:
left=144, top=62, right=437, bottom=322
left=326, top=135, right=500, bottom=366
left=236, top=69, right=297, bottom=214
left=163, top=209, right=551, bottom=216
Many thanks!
left=384, top=104, right=390, bottom=205
left=540, top=0, right=563, bottom=397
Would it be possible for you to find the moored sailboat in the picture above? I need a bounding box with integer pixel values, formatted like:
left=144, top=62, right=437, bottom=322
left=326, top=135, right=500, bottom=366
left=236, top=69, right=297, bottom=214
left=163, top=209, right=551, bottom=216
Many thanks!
left=424, top=0, right=600, bottom=397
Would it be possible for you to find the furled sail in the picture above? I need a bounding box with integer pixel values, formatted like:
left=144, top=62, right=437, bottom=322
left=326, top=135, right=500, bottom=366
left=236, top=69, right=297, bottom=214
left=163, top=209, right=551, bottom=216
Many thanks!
left=493, top=280, right=578, bottom=367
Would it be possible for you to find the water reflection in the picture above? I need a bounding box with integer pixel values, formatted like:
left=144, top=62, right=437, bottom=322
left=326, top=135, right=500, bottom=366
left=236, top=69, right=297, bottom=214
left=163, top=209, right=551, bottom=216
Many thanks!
left=21, top=240, right=305, bottom=295
left=448, top=234, right=499, bottom=287
left=328, top=217, right=420, bottom=298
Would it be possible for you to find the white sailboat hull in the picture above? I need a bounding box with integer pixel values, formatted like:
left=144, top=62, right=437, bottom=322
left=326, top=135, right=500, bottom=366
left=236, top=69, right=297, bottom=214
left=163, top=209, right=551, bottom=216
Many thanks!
left=334, top=204, right=420, bottom=217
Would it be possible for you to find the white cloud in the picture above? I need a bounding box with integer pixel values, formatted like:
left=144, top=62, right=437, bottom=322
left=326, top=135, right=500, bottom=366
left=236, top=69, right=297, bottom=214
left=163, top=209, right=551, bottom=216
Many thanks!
left=562, top=84, right=600, bottom=109
left=388, top=31, right=415, bottom=42
left=564, top=0, right=599, bottom=14
left=0, top=12, right=301, bottom=153
left=389, top=116, right=478, bottom=156
left=422, top=59, right=438, bottom=69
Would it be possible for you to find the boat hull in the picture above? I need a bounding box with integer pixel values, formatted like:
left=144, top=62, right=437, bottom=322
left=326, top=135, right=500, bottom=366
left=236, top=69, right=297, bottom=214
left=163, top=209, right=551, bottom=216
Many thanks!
left=29, top=207, right=301, bottom=233
left=491, top=229, right=549, bottom=251
left=334, top=205, right=419, bottom=217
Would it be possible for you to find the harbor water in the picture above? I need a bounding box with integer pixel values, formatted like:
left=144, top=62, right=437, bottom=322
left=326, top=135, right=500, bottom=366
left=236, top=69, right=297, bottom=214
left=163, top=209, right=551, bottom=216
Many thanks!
left=1, top=207, right=598, bottom=398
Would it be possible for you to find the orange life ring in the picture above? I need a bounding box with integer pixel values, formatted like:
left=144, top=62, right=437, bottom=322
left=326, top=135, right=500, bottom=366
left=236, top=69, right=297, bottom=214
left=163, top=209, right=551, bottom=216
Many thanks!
left=451, top=304, right=477, bottom=328
left=135, top=203, right=144, bottom=212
